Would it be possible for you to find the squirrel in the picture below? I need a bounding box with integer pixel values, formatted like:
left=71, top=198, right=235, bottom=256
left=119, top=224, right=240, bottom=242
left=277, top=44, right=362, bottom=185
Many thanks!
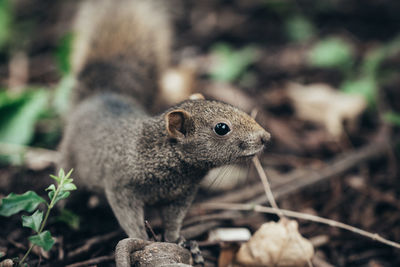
left=60, top=0, right=270, bottom=252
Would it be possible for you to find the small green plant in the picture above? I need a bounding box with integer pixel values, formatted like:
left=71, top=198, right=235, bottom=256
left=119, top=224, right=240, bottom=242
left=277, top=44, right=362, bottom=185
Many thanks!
left=308, top=35, right=400, bottom=109
left=0, top=89, right=49, bottom=146
left=308, top=37, right=354, bottom=72
left=53, top=32, right=75, bottom=116
left=383, top=112, right=400, bottom=126
left=209, top=43, right=257, bottom=82
left=0, top=0, right=12, bottom=49
left=0, top=168, right=76, bottom=266
left=55, top=32, right=74, bottom=75
left=285, top=15, right=316, bottom=43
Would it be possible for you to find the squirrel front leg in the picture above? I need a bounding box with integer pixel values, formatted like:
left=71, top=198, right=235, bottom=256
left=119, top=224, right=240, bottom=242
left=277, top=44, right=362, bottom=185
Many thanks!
left=160, top=190, right=197, bottom=242
left=105, top=187, right=148, bottom=240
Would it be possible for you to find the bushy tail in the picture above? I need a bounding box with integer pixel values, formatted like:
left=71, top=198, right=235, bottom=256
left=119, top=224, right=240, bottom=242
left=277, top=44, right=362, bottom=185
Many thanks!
left=71, top=0, right=172, bottom=107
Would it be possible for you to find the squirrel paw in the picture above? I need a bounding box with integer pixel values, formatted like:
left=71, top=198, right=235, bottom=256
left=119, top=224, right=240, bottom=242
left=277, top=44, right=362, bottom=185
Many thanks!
left=115, top=238, right=151, bottom=267
left=180, top=239, right=204, bottom=267
left=115, top=237, right=193, bottom=267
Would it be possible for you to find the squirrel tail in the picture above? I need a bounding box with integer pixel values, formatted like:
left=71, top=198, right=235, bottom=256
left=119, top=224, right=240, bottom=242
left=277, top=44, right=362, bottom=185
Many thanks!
left=70, top=0, right=172, bottom=107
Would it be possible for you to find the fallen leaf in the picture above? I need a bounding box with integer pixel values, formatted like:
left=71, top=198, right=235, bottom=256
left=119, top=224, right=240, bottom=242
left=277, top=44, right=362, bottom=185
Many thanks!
left=236, top=219, right=314, bottom=267
left=286, top=83, right=367, bottom=138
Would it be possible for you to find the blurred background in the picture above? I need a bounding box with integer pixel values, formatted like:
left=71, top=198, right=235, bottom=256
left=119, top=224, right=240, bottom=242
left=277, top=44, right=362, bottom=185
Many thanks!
left=0, top=0, right=400, bottom=266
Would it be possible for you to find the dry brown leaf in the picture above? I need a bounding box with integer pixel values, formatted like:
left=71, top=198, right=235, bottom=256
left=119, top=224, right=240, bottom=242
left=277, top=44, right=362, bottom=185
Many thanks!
left=236, top=219, right=314, bottom=267
left=286, top=83, right=367, bottom=138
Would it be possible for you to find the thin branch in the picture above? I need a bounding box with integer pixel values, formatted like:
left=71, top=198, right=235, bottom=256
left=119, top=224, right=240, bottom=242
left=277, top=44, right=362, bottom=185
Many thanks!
left=201, top=202, right=400, bottom=250
left=67, top=230, right=122, bottom=258
left=252, top=156, right=283, bottom=218
left=65, top=255, right=114, bottom=267
left=145, top=220, right=160, bottom=242
left=253, top=155, right=312, bottom=267
left=198, top=140, right=391, bottom=206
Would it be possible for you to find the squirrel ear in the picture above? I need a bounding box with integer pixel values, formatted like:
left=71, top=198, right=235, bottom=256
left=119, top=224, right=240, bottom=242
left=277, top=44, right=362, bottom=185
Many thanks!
left=165, top=110, right=191, bottom=139
left=189, top=93, right=205, bottom=100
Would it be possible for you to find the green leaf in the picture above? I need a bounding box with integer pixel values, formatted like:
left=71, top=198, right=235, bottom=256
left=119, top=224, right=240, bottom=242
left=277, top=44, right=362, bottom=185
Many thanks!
left=49, top=190, right=71, bottom=207
left=52, top=191, right=70, bottom=205
left=56, top=209, right=80, bottom=230
left=58, top=168, right=65, bottom=179
left=53, top=74, right=74, bottom=115
left=383, top=112, right=400, bottom=126
left=285, top=15, right=316, bottom=43
left=46, top=184, right=56, bottom=192
left=209, top=43, right=257, bottom=82
left=22, top=209, right=43, bottom=232
left=47, top=188, right=55, bottom=201
left=49, top=174, right=61, bottom=183
left=0, top=0, right=12, bottom=49
left=55, top=32, right=74, bottom=75
left=0, top=191, right=45, bottom=217
left=0, top=251, right=4, bottom=258
left=0, top=89, right=49, bottom=145
left=340, top=77, right=377, bottom=107
left=64, top=168, right=73, bottom=179
left=28, top=231, right=54, bottom=251
left=61, top=183, right=77, bottom=191
left=308, top=37, right=354, bottom=71
left=361, top=35, right=400, bottom=77
left=46, top=184, right=56, bottom=201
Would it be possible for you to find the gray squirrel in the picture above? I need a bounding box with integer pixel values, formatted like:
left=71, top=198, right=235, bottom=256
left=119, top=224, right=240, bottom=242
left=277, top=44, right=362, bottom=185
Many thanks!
left=59, top=0, right=270, bottom=261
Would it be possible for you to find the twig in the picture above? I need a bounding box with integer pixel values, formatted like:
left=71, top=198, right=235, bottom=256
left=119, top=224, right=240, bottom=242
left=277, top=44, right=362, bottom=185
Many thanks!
left=253, top=155, right=312, bottom=267
left=198, top=140, right=391, bottom=206
left=252, top=156, right=283, bottom=218
left=145, top=220, right=159, bottom=241
left=7, top=238, right=27, bottom=251
left=181, top=221, right=220, bottom=240
left=183, top=211, right=241, bottom=227
left=201, top=202, right=400, bottom=250
left=67, top=230, right=122, bottom=258
left=65, top=255, right=114, bottom=267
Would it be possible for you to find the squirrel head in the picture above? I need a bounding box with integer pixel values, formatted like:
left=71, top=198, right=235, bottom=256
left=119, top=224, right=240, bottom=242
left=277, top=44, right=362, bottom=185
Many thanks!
left=164, top=100, right=271, bottom=168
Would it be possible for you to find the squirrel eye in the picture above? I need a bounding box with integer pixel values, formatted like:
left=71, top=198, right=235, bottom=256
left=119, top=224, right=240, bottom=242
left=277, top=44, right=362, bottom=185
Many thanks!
left=214, top=122, right=230, bottom=136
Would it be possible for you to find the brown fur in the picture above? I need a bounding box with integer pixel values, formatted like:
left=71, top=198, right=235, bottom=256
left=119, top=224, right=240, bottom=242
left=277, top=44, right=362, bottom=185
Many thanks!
left=60, top=0, right=270, bottom=244
left=71, top=0, right=171, bottom=108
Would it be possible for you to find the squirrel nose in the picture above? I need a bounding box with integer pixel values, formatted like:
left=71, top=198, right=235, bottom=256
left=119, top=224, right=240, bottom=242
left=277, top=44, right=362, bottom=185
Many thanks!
left=257, top=130, right=271, bottom=146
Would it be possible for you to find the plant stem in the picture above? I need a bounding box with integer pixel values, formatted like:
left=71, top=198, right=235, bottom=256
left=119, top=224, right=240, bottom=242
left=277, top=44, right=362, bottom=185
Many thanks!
left=19, top=244, right=33, bottom=266
left=18, top=176, right=64, bottom=266
left=18, top=206, right=52, bottom=266
left=38, top=205, right=51, bottom=233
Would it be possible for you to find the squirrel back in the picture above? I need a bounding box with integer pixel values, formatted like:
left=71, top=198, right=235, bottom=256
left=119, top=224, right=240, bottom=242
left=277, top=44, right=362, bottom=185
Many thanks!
left=71, top=0, right=171, bottom=108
